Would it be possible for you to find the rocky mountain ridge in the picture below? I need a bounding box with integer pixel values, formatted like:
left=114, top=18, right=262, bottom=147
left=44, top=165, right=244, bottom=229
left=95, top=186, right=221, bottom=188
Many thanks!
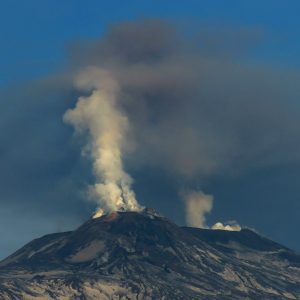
left=0, top=208, right=299, bottom=299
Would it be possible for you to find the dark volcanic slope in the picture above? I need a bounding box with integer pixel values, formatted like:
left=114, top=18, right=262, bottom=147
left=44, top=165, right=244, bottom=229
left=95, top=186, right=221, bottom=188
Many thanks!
left=0, top=209, right=299, bottom=299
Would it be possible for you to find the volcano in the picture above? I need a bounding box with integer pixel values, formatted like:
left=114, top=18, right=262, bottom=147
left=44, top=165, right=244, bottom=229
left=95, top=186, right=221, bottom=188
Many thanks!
left=0, top=208, right=299, bottom=299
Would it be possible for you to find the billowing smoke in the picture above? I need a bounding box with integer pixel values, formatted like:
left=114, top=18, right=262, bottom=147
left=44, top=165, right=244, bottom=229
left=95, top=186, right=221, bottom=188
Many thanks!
left=68, top=20, right=300, bottom=181
left=64, top=68, right=141, bottom=215
left=62, top=20, right=300, bottom=221
left=182, top=191, right=213, bottom=228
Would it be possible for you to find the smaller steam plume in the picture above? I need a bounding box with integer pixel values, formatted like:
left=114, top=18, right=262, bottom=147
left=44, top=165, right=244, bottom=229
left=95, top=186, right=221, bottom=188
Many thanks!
left=64, top=68, right=141, bottom=216
left=212, top=221, right=241, bottom=231
left=183, top=190, right=241, bottom=231
left=183, top=191, right=213, bottom=228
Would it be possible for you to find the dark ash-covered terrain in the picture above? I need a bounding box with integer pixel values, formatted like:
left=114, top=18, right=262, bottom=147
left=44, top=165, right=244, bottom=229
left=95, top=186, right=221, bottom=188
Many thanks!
left=0, top=208, right=299, bottom=299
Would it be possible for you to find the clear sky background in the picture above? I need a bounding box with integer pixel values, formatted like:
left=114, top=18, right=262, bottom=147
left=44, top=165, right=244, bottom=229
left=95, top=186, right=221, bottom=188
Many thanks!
left=0, top=0, right=300, bottom=258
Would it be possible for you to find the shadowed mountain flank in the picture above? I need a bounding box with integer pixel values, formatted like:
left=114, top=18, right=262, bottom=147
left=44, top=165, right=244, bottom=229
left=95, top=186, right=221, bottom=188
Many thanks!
left=0, top=209, right=299, bottom=299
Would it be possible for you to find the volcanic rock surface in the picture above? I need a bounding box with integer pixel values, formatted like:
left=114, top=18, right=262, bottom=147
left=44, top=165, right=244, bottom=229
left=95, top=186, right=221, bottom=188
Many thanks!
left=0, top=208, right=299, bottom=299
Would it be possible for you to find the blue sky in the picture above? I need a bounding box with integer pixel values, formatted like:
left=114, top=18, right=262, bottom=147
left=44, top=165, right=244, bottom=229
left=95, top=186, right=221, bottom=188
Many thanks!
left=1, top=0, right=300, bottom=84
left=0, top=1, right=300, bottom=258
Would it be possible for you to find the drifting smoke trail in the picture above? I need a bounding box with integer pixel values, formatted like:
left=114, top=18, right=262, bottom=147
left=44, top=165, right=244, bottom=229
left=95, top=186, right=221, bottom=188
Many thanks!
left=64, top=68, right=140, bottom=215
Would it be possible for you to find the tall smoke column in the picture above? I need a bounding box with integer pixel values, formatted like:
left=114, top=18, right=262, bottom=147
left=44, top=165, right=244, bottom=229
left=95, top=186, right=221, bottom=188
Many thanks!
left=64, top=68, right=140, bottom=215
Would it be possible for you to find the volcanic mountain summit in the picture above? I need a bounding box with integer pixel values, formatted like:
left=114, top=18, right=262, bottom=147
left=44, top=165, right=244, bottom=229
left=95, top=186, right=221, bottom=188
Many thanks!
left=0, top=208, right=299, bottom=299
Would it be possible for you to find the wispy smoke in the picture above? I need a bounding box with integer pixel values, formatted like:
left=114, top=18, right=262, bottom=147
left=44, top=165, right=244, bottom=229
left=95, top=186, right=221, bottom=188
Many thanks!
left=182, top=191, right=213, bottom=228
left=64, top=68, right=140, bottom=214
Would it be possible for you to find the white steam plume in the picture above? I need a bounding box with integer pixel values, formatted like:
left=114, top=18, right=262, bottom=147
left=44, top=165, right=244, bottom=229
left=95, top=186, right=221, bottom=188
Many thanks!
left=183, top=191, right=213, bottom=228
left=212, top=221, right=241, bottom=231
left=64, top=68, right=141, bottom=215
